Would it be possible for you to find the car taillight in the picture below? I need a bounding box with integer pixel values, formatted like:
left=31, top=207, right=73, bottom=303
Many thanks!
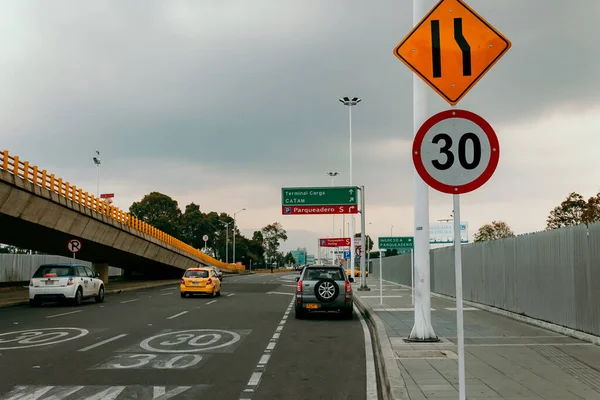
left=296, top=280, right=302, bottom=292
left=67, top=278, right=74, bottom=286
left=345, top=280, right=351, bottom=293
left=207, top=278, right=212, bottom=285
left=181, top=278, right=185, bottom=284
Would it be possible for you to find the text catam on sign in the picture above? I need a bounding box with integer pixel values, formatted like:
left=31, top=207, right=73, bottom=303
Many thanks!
left=281, top=186, right=359, bottom=215
left=393, top=0, right=511, bottom=105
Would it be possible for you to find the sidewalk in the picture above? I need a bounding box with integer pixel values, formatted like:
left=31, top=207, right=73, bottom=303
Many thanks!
left=354, top=280, right=600, bottom=400
left=0, top=279, right=180, bottom=307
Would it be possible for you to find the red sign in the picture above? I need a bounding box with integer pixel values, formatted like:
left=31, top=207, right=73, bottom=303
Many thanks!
left=319, top=238, right=351, bottom=247
left=100, top=193, right=114, bottom=199
left=282, top=205, right=358, bottom=215
left=355, top=246, right=362, bottom=257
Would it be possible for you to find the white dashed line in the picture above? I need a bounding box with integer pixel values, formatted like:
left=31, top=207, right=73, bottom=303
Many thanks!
left=268, top=291, right=294, bottom=296
left=166, top=311, right=188, bottom=320
left=227, top=293, right=235, bottom=297
left=46, top=310, right=83, bottom=319
left=120, top=299, right=140, bottom=304
left=78, top=334, right=128, bottom=352
left=161, top=292, right=174, bottom=296
left=240, top=299, right=293, bottom=399
left=207, top=300, right=217, bottom=305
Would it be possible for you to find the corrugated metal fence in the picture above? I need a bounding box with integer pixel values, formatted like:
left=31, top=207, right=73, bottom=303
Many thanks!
left=371, top=222, right=600, bottom=337
left=0, top=255, right=122, bottom=282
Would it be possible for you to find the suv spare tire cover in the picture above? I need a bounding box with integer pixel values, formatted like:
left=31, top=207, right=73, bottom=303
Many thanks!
left=314, top=278, right=339, bottom=303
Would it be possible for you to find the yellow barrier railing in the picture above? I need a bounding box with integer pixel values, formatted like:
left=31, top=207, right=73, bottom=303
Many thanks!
left=0, top=150, right=243, bottom=272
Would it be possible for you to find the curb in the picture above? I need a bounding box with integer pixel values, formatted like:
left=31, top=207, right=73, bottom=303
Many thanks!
left=0, top=280, right=179, bottom=308
left=354, top=295, right=410, bottom=400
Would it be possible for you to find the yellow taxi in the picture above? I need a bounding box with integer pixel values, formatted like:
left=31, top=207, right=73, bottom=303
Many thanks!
left=180, top=267, right=221, bottom=298
left=345, top=267, right=369, bottom=278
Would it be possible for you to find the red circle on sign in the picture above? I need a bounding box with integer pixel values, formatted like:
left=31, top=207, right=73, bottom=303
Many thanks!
left=355, top=246, right=362, bottom=257
left=412, top=109, right=500, bottom=195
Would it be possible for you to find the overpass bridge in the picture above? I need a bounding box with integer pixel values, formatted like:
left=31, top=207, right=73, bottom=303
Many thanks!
left=0, top=150, right=243, bottom=283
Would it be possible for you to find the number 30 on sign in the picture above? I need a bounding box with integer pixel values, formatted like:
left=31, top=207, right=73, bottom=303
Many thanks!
left=412, top=109, right=499, bottom=195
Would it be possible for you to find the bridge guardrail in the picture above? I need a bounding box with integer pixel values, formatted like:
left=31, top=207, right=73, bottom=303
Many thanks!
left=0, top=150, right=243, bottom=272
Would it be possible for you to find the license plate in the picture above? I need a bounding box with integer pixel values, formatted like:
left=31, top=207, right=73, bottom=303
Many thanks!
left=45, top=281, right=54, bottom=285
left=305, top=303, right=319, bottom=309
left=192, top=281, right=200, bottom=285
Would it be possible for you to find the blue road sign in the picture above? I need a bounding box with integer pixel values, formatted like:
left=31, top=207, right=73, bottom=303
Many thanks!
left=343, top=251, right=351, bottom=260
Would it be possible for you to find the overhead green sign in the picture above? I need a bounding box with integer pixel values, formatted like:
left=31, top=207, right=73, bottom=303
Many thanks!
left=378, top=236, right=414, bottom=250
left=281, top=186, right=358, bottom=206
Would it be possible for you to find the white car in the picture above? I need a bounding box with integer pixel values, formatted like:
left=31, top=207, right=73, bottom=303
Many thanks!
left=29, top=263, right=105, bottom=306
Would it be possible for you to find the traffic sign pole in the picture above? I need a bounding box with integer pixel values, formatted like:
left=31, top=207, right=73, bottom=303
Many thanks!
left=453, top=193, right=466, bottom=400
left=358, top=185, right=369, bottom=291
left=410, top=249, right=414, bottom=306
left=379, top=250, right=383, bottom=305
left=409, top=0, right=438, bottom=343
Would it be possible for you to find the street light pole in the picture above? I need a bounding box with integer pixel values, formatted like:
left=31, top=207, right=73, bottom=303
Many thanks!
left=327, top=172, right=339, bottom=264
left=93, top=150, right=101, bottom=198
left=339, top=97, right=361, bottom=274
left=223, top=221, right=231, bottom=264
left=232, top=208, right=246, bottom=264
left=391, top=225, right=394, bottom=236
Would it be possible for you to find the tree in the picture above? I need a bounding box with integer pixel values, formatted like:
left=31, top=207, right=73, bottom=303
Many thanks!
left=261, top=222, right=288, bottom=260
left=546, top=192, right=600, bottom=229
left=473, top=221, right=515, bottom=242
left=354, top=233, right=374, bottom=252
left=130, top=192, right=182, bottom=237
left=284, top=252, right=295, bottom=265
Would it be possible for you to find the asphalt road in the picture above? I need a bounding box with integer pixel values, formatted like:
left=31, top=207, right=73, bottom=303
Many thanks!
left=0, top=272, right=373, bottom=400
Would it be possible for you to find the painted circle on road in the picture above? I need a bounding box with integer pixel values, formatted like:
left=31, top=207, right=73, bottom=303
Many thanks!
left=0, top=327, right=89, bottom=350
left=140, top=329, right=241, bottom=353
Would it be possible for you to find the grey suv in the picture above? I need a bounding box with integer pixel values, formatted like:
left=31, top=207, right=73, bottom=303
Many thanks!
left=295, top=265, right=354, bottom=319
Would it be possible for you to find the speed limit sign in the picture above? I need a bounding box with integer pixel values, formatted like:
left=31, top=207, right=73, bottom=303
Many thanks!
left=412, top=109, right=499, bottom=194
left=202, top=234, right=209, bottom=242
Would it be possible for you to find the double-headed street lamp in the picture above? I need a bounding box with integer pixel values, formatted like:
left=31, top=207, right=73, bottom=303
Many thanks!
left=338, top=96, right=361, bottom=273
left=232, top=208, right=246, bottom=263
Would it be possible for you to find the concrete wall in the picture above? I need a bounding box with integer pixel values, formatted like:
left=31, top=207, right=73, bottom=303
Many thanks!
left=0, top=169, right=217, bottom=276
left=0, top=254, right=122, bottom=282
left=371, top=221, right=600, bottom=337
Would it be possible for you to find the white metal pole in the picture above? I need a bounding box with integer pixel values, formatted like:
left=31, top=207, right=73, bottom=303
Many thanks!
left=225, top=225, right=229, bottom=264
left=359, top=185, right=367, bottom=289
left=379, top=250, right=383, bottom=305
left=349, top=105, right=356, bottom=279
left=409, top=0, right=437, bottom=342
left=453, top=194, right=466, bottom=400
left=411, top=249, right=415, bottom=306
left=232, top=218, right=236, bottom=264
left=96, top=164, right=100, bottom=198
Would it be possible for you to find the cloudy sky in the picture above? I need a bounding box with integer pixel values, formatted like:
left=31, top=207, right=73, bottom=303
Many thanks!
left=2, top=0, right=599, bottom=254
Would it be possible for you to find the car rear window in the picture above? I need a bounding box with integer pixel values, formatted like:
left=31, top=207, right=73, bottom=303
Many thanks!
left=185, top=270, right=209, bottom=278
left=304, top=268, right=344, bottom=280
left=33, top=266, right=73, bottom=278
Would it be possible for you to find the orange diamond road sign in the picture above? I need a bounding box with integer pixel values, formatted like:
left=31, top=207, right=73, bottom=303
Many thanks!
left=393, top=0, right=511, bottom=105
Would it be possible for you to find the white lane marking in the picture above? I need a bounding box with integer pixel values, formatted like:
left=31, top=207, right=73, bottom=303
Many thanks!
left=282, top=284, right=296, bottom=287
left=166, top=311, right=188, bottom=320
left=372, top=308, right=436, bottom=311
left=83, top=386, right=126, bottom=400
left=206, top=300, right=217, bottom=305
left=240, top=299, right=293, bottom=398
left=161, top=292, right=173, bottom=296
left=258, top=354, right=270, bottom=365
left=4, top=385, right=54, bottom=399
left=120, top=299, right=140, bottom=304
left=78, top=334, right=128, bottom=352
left=39, top=385, right=84, bottom=399
left=360, top=295, right=403, bottom=298
left=248, top=372, right=262, bottom=386
left=268, top=291, right=294, bottom=296
left=152, top=386, right=191, bottom=398
left=161, top=287, right=173, bottom=291
left=445, top=307, right=479, bottom=311
left=227, top=293, right=235, bottom=297
left=356, top=305, right=378, bottom=400
left=46, top=310, right=83, bottom=319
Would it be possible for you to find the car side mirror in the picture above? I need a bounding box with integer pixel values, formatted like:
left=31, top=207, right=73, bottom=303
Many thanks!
left=95, top=272, right=100, bottom=278
left=295, top=277, right=300, bottom=282
left=348, top=277, right=354, bottom=283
